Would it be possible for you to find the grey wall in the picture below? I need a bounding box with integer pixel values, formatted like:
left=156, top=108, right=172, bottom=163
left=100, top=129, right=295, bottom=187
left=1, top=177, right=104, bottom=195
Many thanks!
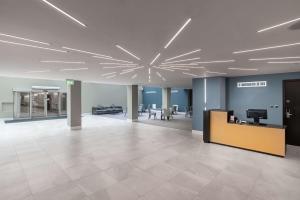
left=227, top=72, right=300, bottom=125
left=192, top=78, right=205, bottom=131
left=206, top=77, right=226, bottom=110
left=0, top=76, right=127, bottom=118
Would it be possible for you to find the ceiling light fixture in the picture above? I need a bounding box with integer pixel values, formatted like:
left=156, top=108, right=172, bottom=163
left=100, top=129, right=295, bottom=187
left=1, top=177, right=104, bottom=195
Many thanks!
left=156, top=72, right=162, bottom=78
left=169, top=68, right=190, bottom=71
left=162, top=77, right=166, bottom=81
left=165, top=49, right=201, bottom=61
left=162, top=57, right=200, bottom=65
left=257, top=17, right=300, bottom=33
left=148, top=68, right=151, bottom=75
left=62, top=46, right=111, bottom=57
left=60, top=68, right=88, bottom=71
left=159, top=63, right=198, bottom=66
left=26, top=70, right=50, bottom=73
left=120, top=70, right=135, bottom=75
left=0, top=40, right=66, bottom=53
left=267, top=61, right=300, bottom=64
left=193, top=60, right=235, bottom=64
left=93, top=56, right=133, bottom=63
left=105, top=75, right=116, bottom=79
left=152, top=66, right=175, bottom=72
left=101, top=72, right=117, bottom=76
left=150, top=53, right=161, bottom=65
left=99, top=63, right=137, bottom=65
left=163, top=66, right=204, bottom=69
left=164, top=18, right=191, bottom=49
left=249, top=56, right=300, bottom=61
left=115, top=45, right=141, bottom=60
left=41, top=0, right=87, bottom=27
left=40, top=61, right=85, bottom=64
left=228, top=68, right=258, bottom=71
left=102, top=66, right=137, bottom=69
left=131, top=74, right=137, bottom=79
left=206, top=71, right=227, bottom=75
left=233, top=42, right=300, bottom=54
left=0, top=33, right=50, bottom=45
left=182, top=72, right=201, bottom=77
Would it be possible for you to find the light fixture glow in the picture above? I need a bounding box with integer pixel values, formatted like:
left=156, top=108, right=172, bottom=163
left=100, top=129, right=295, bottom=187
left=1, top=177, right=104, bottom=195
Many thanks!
left=182, top=72, right=200, bottom=77
left=162, top=77, right=166, bottom=81
left=93, top=56, right=133, bottom=63
left=165, top=49, right=201, bottom=61
left=131, top=74, right=137, bottom=79
left=163, top=65, right=204, bottom=69
left=99, top=63, right=137, bottom=65
left=120, top=70, right=134, bottom=75
left=228, top=68, right=258, bottom=71
left=62, top=46, right=111, bottom=57
left=206, top=71, right=227, bottom=75
left=115, top=45, right=140, bottom=60
left=103, top=66, right=137, bottom=69
left=26, top=70, right=50, bottom=73
left=164, top=18, right=191, bottom=49
left=156, top=72, right=162, bottom=78
left=267, top=61, right=300, bottom=64
left=40, top=61, right=85, bottom=64
left=167, top=68, right=190, bottom=71
left=233, top=42, right=300, bottom=54
left=161, top=57, right=200, bottom=65
left=0, top=33, right=50, bottom=45
left=148, top=68, right=151, bottom=75
left=101, top=72, right=117, bottom=76
left=105, top=75, right=116, bottom=79
left=257, top=17, right=300, bottom=33
left=160, top=63, right=197, bottom=66
left=193, top=60, right=235, bottom=64
left=60, top=68, right=88, bottom=71
left=150, top=53, right=161, bottom=65
left=41, top=0, right=87, bottom=27
left=0, top=40, right=66, bottom=53
left=249, top=56, right=300, bottom=61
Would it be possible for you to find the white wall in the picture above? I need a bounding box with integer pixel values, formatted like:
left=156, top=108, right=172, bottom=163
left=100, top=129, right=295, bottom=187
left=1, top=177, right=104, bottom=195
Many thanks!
left=0, top=76, right=127, bottom=118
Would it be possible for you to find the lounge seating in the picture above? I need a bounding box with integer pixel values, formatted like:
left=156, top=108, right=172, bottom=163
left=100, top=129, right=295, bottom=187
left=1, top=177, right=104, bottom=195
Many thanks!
left=161, top=108, right=173, bottom=120
left=148, top=107, right=157, bottom=119
left=92, top=105, right=123, bottom=115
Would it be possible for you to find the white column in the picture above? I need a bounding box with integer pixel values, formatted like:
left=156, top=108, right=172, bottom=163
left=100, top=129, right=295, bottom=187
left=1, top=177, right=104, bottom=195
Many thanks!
left=67, top=80, right=82, bottom=130
left=127, top=85, right=138, bottom=122
left=162, top=87, right=171, bottom=109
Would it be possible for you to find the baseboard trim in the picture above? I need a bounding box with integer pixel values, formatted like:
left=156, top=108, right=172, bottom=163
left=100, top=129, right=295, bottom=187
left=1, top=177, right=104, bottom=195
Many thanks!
left=70, top=126, right=82, bottom=130
left=192, top=130, right=203, bottom=135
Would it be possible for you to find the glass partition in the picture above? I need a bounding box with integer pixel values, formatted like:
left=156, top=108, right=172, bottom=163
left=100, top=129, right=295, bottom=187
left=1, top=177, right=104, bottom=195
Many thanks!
left=13, top=92, right=30, bottom=119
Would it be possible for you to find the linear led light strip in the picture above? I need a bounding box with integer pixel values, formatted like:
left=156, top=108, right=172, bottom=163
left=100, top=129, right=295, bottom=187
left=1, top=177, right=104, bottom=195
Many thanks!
left=0, top=33, right=50, bottom=45
left=102, top=72, right=117, bottom=76
left=257, top=17, right=300, bottom=33
left=93, top=56, right=133, bottom=63
left=41, top=61, right=85, bottom=64
left=206, top=71, right=227, bottom=75
left=164, top=18, right=191, bottom=49
left=165, top=49, right=201, bottom=61
left=228, top=68, right=258, bottom=71
left=103, top=66, right=138, bottom=69
left=62, top=46, right=111, bottom=57
left=41, top=0, right=86, bottom=27
left=131, top=74, right=138, bottom=79
left=233, top=42, right=300, bottom=54
left=249, top=56, right=300, bottom=61
left=60, top=68, right=88, bottom=71
left=106, top=75, right=116, bottom=79
left=152, top=66, right=175, bottom=72
left=161, top=57, right=200, bottom=65
left=99, top=63, right=137, bottom=65
left=268, top=61, right=300, bottom=64
left=160, top=63, right=197, bottom=66
left=116, top=45, right=141, bottom=60
left=182, top=72, right=201, bottom=77
left=26, top=70, right=50, bottom=73
left=0, top=40, right=66, bottom=53
left=193, top=60, right=235, bottom=64
left=150, top=53, right=161, bottom=65
left=168, top=68, right=190, bottom=71
left=162, top=65, right=204, bottom=69
left=120, top=70, right=135, bottom=75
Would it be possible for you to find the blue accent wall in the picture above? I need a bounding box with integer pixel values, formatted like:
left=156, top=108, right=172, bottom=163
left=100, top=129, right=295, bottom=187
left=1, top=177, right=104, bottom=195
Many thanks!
left=192, top=78, right=205, bottom=131
left=227, top=72, right=300, bottom=125
left=142, top=87, right=189, bottom=111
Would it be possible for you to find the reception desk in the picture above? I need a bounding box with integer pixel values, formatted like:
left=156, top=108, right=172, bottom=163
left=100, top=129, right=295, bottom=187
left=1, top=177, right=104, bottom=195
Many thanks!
left=203, top=110, right=286, bottom=157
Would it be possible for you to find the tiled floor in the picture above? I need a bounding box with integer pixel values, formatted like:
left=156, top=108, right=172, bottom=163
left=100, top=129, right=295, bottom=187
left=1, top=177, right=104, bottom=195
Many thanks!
left=0, top=115, right=300, bottom=200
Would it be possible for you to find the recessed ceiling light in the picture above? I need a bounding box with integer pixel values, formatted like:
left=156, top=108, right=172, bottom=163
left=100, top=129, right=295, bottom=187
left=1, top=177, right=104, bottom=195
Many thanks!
left=257, top=17, right=300, bottom=33
left=150, top=53, right=161, bottom=65
left=0, top=40, right=66, bottom=53
left=162, top=57, right=200, bottom=65
left=93, top=56, right=133, bottom=63
left=103, top=66, right=137, bottom=69
left=233, top=42, right=300, bottom=54
left=267, top=61, right=300, bottom=64
left=99, top=63, right=137, bottom=65
left=249, top=56, right=300, bottom=61
left=164, top=18, right=191, bottom=49
left=206, top=71, right=227, bottom=75
left=131, top=74, right=138, bottom=79
left=41, top=0, right=86, bottom=27
left=193, top=60, right=235, bottom=64
left=26, top=70, right=51, bottom=73
left=40, top=61, right=85, bottom=64
left=60, top=68, right=88, bottom=71
left=0, top=33, right=50, bottom=45
left=160, top=63, right=198, bottom=66
left=182, top=72, right=201, bottom=77
left=228, top=68, right=258, bottom=71
left=115, top=45, right=140, bottom=60
left=105, top=75, right=116, bottom=79
left=62, top=46, right=111, bottom=57
left=101, top=72, right=117, bottom=76
left=165, top=49, right=201, bottom=61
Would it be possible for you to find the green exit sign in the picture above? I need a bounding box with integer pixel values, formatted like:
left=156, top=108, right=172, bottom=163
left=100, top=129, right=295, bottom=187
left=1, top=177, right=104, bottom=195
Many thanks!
left=66, top=79, right=74, bottom=86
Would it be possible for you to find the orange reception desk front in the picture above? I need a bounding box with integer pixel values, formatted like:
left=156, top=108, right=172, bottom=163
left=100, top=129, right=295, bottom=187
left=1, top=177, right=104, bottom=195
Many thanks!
left=203, top=110, right=286, bottom=157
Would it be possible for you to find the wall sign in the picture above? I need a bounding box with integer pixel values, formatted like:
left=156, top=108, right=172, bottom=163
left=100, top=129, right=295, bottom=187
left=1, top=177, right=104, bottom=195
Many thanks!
left=145, top=91, right=157, bottom=94
left=237, top=81, right=267, bottom=88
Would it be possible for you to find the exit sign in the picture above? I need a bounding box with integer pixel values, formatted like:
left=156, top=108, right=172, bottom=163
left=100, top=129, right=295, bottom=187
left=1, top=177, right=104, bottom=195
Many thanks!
left=66, top=79, right=74, bottom=86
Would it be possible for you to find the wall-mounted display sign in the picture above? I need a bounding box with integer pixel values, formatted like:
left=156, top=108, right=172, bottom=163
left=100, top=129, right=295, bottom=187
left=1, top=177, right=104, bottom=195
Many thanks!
left=145, top=91, right=157, bottom=94
left=237, top=81, right=267, bottom=88
left=171, top=90, right=179, bottom=93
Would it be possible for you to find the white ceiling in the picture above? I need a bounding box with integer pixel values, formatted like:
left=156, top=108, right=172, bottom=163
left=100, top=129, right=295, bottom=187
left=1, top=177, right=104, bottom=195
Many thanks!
left=0, top=0, right=300, bottom=88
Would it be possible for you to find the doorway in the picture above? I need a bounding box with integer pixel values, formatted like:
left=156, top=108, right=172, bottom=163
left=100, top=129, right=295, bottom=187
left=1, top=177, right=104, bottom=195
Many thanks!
left=283, top=79, right=300, bottom=146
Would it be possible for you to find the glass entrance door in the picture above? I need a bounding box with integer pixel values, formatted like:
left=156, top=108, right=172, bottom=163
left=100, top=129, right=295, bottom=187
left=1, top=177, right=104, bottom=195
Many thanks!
left=47, top=92, right=59, bottom=117
left=31, top=91, right=46, bottom=118
left=13, top=91, right=30, bottom=119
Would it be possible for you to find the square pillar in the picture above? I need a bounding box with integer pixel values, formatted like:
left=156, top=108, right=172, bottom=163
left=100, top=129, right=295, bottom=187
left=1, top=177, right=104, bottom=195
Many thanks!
left=67, top=80, right=82, bottom=130
left=162, top=88, right=171, bottom=109
left=127, top=85, right=138, bottom=122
